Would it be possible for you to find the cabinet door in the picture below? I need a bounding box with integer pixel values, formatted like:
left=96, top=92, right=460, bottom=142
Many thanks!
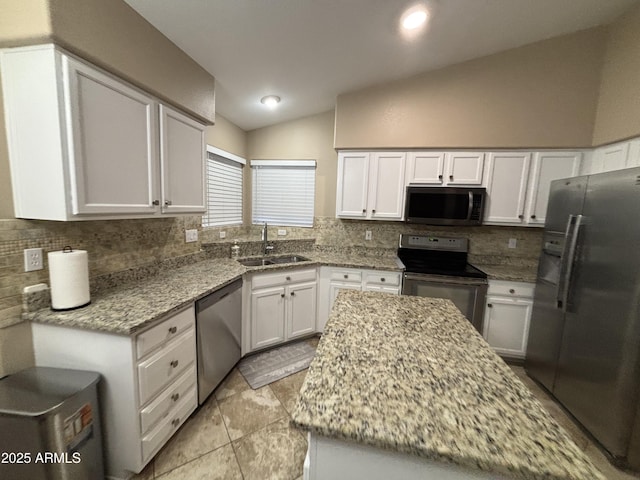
left=159, top=105, right=206, bottom=214
left=368, top=152, right=406, bottom=220
left=336, top=152, right=369, bottom=218
left=626, top=140, right=640, bottom=168
left=251, top=286, right=286, bottom=350
left=484, top=152, right=531, bottom=224
left=287, top=282, right=317, bottom=340
left=65, top=56, right=158, bottom=215
left=597, top=143, right=630, bottom=172
left=406, top=152, right=445, bottom=184
left=445, top=152, right=485, bottom=185
left=483, top=296, right=533, bottom=358
left=525, top=152, right=581, bottom=226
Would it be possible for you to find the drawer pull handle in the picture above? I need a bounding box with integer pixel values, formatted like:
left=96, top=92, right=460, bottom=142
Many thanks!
left=168, top=326, right=177, bottom=334
left=344, top=274, right=348, bottom=279
left=531, top=215, right=536, bottom=219
left=291, top=291, right=295, bottom=296
left=286, top=276, right=291, bottom=281
left=381, top=278, right=385, bottom=282
left=171, top=393, right=180, bottom=402
left=509, top=289, right=515, bottom=294
left=487, top=303, right=493, bottom=308
left=171, top=418, right=180, bottom=427
left=170, top=360, right=179, bottom=368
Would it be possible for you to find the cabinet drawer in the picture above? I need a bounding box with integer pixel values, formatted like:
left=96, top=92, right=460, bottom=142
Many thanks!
left=140, top=366, right=196, bottom=435
left=329, top=270, right=362, bottom=283
left=138, top=328, right=195, bottom=405
left=136, top=306, right=195, bottom=359
left=487, top=281, right=535, bottom=298
left=363, top=271, right=400, bottom=287
left=252, top=268, right=316, bottom=290
left=141, top=387, right=197, bottom=462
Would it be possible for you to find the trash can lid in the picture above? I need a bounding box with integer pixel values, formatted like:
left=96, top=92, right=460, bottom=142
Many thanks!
left=0, top=367, right=101, bottom=417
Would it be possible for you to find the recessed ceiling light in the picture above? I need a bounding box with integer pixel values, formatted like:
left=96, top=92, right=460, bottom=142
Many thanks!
left=401, top=7, right=428, bottom=31
left=260, top=95, right=281, bottom=108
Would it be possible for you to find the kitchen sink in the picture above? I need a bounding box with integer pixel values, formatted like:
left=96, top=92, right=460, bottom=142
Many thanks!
left=237, top=255, right=310, bottom=267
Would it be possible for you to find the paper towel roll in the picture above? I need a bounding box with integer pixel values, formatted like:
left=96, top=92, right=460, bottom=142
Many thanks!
left=48, top=247, right=90, bottom=310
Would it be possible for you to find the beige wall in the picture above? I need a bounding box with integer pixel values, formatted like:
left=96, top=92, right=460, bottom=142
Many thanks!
left=246, top=111, right=337, bottom=220
left=0, top=0, right=216, bottom=123
left=592, top=4, right=640, bottom=146
left=335, top=27, right=607, bottom=149
left=205, top=114, right=248, bottom=159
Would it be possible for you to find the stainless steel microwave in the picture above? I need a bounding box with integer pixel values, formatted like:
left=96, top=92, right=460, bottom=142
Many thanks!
left=404, top=186, right=486, bottom=225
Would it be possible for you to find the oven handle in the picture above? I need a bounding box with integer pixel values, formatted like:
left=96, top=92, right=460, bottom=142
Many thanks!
left=403, top=273, right=487, bottom=287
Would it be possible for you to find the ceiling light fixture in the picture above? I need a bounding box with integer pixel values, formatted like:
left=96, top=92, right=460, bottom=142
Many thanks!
left=401, top=6, right=428, bottom=31
left=260, top=95, right=281, bottom=108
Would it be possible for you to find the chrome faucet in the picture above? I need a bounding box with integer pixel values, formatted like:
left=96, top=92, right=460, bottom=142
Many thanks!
left=262, top=222, right=274, bottom=255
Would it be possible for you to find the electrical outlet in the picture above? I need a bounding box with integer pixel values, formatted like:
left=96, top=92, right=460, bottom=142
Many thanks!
left=278, top=229, right=287, bottom=236
left=508, top=238, right=517, bottom=249
left=185, top=229, right=198, bottom=243
left=24, top=248, right=43, bottom=272
left=365, top=230, right=372, bottom=241
left=219, top=231, right=226, bottom=239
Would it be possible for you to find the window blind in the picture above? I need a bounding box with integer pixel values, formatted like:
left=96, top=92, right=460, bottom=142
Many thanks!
left=202, top=152, right=243, bottom=227
left=252, top=161, right=316, bottom=227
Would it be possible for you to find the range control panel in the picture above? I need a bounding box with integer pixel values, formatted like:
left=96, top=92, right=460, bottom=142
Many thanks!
left=399, top=234, right=468, bottom=252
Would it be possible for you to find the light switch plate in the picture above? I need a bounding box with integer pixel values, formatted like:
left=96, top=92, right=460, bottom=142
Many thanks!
left=508, top=238, right=517, bottom=249
left=365, top=230, right=372, bottom=241
left=24, top=248, right=43, bottom=272
left=277, top=229, right=287, bottom=236
left=219, top=231, right=226, bottom=239
left=185, top=229, right=198, bottom=243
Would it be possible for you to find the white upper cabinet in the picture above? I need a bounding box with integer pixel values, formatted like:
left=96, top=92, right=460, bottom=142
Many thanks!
left=524, top=151, right=581, bottom=225
left=598, top=143, right=629, bottom=172
left=65, top=56, right=158, bottom=216
left=159, top=105, right=206, bottom=214
left=406, top=152, right=484, bottom=186
left=0, top=44, right=206, bottom=221
left=484, top=152, right=531, bottom=224
left=336, top=151, right=406, bottom=221
left=626, top=139, right=640, bottom=168
left=445, top=152, right=485, bottom=185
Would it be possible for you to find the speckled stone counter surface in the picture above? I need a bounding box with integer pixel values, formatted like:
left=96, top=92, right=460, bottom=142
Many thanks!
left=23, top=258, right=246, bottom=335
left=24, top=251, right=404, bottom=335
left=476, top=264, right=538, bottom=283
left=291, top=290, right=603, bottom=480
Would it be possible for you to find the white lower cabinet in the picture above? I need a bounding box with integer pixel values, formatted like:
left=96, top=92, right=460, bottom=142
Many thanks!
left=248, top=268, right=317, bottom=352
left=318, top=267, right=401, bottom=332
left=482, top=281, right=534, bottom=359
left=32, top=306, right=197, bottom=479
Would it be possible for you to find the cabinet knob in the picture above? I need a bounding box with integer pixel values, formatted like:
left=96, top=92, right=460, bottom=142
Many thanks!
left=170, top=360, right=179, bottom=368
left=280, top=293, right=285, bottom=298
left=344, top=274, right=348, bottom=279
left=164, top=200, right=172, bottom=206
left=518, top=214, right=524, bottom=219
left=487, top=303, right=493, bottom=308
left=531, top=215, right=536, bottom=219
left=291, top=291, right=295, bottom=296
left=362, top=209, right=366, bottom=213
left=449, top=175, right=454, bottom=180
left=168, top=326, right=177, bottom=334
left=381, top=278, right=386, bottom=282
left=438, top=175, right=443, bottom=180
left=171, top=393, right=180, bottom=402
left=372, top=209, right=376, bottom=214
left=286, top=276, right=291, bottom=281
left=152, top=199, right=160, bottom=206
left=171, top=418, right=180, bottom=427
left=509, top=289, right=515, bottom=294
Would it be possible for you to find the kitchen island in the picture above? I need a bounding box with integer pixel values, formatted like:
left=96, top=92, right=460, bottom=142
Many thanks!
left=291, top=290, right=603, bottom=480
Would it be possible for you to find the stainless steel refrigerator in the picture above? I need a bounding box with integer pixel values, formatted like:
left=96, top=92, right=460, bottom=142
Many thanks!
left=526, top=167, right=640, bottom=469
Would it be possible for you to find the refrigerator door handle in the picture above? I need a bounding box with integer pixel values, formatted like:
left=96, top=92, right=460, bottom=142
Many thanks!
left=556, top=215, right=575, bottom=308
left=560, top=214, right=583, bottom=313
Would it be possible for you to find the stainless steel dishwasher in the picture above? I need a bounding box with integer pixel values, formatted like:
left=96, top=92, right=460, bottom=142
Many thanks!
left=196, top=279, right=242, bottom=404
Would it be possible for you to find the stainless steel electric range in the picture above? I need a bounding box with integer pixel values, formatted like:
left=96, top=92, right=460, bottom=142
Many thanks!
left=398, top=234, right=488, bottom=332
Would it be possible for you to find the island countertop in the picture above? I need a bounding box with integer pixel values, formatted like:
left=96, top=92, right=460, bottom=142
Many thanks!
left=291, top=290, right=603, bottom=480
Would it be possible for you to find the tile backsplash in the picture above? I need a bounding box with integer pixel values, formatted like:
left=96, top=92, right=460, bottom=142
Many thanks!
left=0, top=215, right=543, bottom=328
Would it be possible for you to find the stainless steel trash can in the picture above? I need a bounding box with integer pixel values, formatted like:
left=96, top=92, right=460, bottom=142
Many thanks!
left=0, top=367, right=104, bottom=480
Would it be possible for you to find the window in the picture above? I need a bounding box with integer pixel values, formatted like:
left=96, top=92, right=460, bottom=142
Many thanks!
left=251, top=160, right=316, bottom=227
left=202, top=146, right=245, bottom=227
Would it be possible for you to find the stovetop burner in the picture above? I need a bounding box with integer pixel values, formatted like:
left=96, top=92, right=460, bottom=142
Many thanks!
left=398, top=234, right=487, bottom=280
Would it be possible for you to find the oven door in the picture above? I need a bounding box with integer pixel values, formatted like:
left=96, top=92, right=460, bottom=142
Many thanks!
left=402, top=273, right=488, bottom=333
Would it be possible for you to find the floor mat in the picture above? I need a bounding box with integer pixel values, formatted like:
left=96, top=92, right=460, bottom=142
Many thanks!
left=238, top=340, right=316, bottom=389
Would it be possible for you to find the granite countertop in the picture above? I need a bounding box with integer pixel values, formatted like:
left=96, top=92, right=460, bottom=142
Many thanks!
left=477, top=264, right=538, bottom=283
left=291, top=290, right=603, bottom=480
left=24, top=252, right=404, bottom=335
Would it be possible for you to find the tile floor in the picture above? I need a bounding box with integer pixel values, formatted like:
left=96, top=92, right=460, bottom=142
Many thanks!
left=134, top=342, right=638, bottom=480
